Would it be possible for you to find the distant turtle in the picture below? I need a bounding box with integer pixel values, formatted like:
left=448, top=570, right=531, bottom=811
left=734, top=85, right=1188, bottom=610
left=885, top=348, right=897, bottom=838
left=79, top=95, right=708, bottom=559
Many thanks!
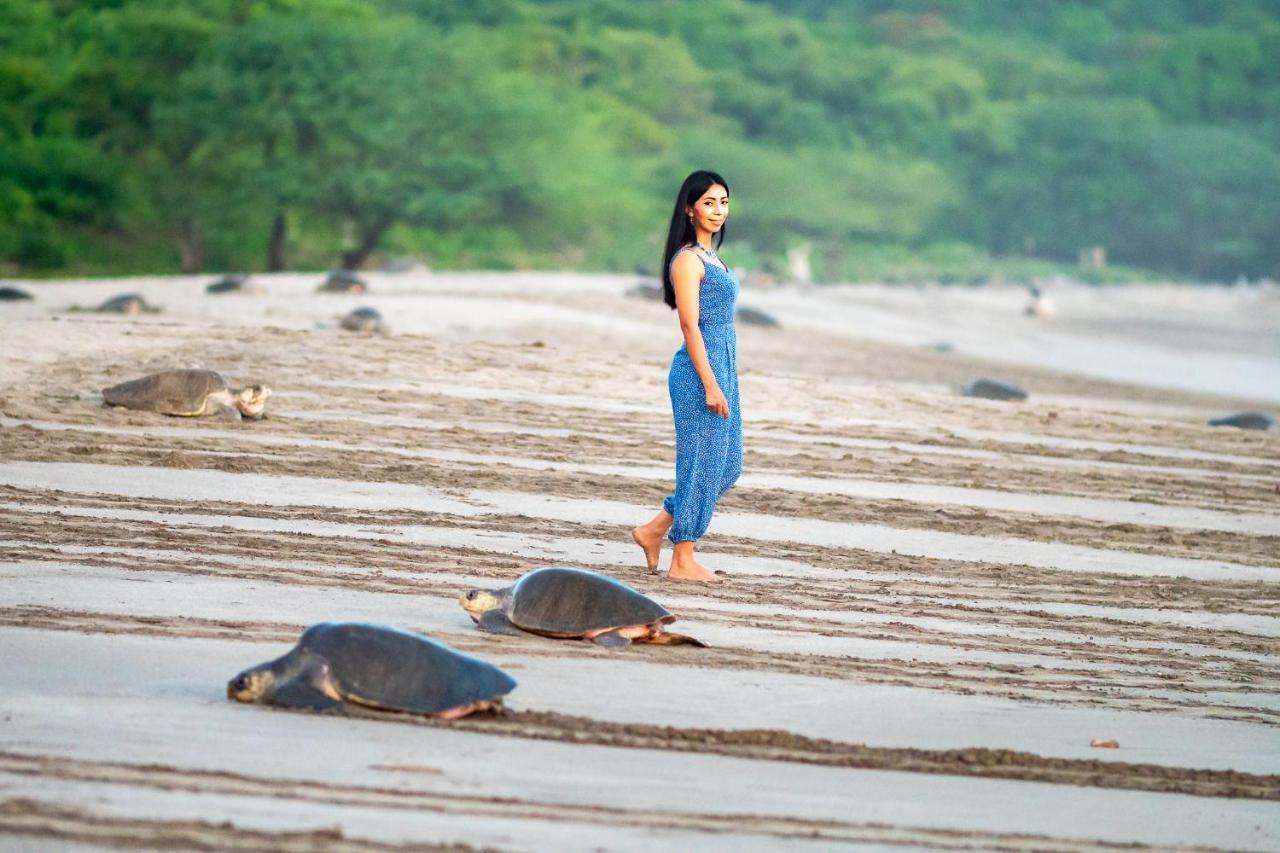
left=962, top=378, right=1028, bottom=402
left=339, top=306, right=387, bottom=334
left=625, top=281, right=663, bottom=302
left=461, top=566, right=706, bottom=648
left=102, top=369, right=271, bottom=421
left=0, top=286, right=33, bottom=302
left=228, top=622, right=516, bottom=719
left=1209, top=412, right=1274, bottom=431
left=206, top=275, right=257, bottom=295
left=737, top=306, right=780, bottom=328
left=316, top=270, right=368, bottom=294
left=97, top=293, right=160, bottom=314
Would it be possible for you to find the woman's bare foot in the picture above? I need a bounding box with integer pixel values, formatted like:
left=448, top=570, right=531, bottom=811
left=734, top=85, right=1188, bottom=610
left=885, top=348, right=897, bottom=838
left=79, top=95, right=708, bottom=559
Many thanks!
left=668, top=541, right=724, bottom=583
left=631, top=525, right=663, bottom=574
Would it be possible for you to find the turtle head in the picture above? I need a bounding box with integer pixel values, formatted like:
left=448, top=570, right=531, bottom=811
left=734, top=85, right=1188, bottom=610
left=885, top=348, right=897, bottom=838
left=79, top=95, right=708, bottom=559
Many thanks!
left=234, top=384, right=272, bottom=419
left=459, top=588, right=503, bottom=621
left=227, top=663, right=275, bottom=703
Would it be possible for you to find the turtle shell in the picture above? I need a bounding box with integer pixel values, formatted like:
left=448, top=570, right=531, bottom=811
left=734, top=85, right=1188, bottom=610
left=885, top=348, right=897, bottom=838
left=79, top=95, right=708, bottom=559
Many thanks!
left=102, top=369, right=228, bottom=416
left=300, top=622, right=515, bottom=715
left=97, top=293, right=153, bottom=313
left=961, top=378, right=1027, bottom=401
left=340, top=306, right=383, bottom=332
left=507, top=567, right=672, bottom=636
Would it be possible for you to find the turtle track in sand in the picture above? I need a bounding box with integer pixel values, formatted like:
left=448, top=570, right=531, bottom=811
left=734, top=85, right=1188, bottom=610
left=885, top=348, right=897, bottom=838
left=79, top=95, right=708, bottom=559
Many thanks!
left=3, top=425, right=1277, bottom=568
left=0, top=763, right=1195, bottom=852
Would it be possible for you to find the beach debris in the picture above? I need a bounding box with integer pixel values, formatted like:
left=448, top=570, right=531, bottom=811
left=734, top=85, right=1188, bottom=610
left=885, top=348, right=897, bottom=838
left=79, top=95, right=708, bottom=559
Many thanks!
left=0, top=286, right=33, bottom=302
left=228, top=622, right=515, bottom=719
left=102, top=369, right=271, bottom=421
left=206, top=274, right=257, bottom=295
left=1208, top=412, right=1274, bottom=431
left=339, top=306, right=388, bottom=335
left=736, top=306, right=780, bottom=328
left=922, top=341, right=954, bottom=353
left=961, top=377, right=1028, bottom=402
left=460, top=566, right=706, bottom=648
left=1089, top=738, right=1120, bottom=749
left=625, top=281, right=663, bottom=301
left=96, top=293, right=160, bottom=314
left=316, top=270, right=368, bottom=294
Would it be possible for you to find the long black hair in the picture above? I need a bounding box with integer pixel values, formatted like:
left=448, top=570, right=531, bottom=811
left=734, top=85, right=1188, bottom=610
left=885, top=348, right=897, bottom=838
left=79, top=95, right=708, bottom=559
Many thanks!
left=661, top=169, right=729, bottom=309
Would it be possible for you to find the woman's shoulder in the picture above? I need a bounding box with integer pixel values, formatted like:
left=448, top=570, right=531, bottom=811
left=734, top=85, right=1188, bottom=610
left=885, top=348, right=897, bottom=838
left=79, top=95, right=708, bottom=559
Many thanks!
left=669, top=246, right=705, bottom=280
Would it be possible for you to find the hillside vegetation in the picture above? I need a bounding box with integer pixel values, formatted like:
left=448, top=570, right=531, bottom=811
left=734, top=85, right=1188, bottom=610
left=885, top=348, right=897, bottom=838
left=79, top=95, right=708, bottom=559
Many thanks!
left=3, top=0, right=1278, bottom=281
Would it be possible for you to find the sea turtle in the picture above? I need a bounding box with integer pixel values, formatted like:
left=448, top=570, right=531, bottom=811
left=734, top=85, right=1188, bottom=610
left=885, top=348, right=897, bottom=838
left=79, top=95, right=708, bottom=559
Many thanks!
left=624, top=281, right=663, bottom=302
left=460, top=566, right=706, bottom=648
left=1209, top=412, right=1274, bottom=431
left=227, top=622, right=516, bottom=719
left=736, top=306, right=780, bottom=328
left=102, top=369, right=271, bottom=421
left=962, top=377, right=1028, bottom=402
left=316, top=270, right=368, bottom=294
left=0, top=286, right=33, bottom=302
left=206, top=275, right=255, bottom=295
left=97, top=293, right=160, bottom=314
left=340, top=306, right=387, bottom=334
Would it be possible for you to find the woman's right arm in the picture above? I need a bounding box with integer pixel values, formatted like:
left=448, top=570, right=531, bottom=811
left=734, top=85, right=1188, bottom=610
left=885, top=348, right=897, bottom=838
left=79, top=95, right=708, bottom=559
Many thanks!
left=672, top=252, right=730, bottom=418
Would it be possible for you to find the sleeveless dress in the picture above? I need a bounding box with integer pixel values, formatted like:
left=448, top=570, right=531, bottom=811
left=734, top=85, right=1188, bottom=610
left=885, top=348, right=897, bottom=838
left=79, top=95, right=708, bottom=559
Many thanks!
left=662, top=246, right=743, bottom=543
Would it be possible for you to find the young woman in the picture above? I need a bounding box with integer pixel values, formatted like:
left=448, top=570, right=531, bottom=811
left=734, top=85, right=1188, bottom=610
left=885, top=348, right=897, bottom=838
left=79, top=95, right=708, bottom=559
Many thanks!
left=632, top=170, right=741, bottom=583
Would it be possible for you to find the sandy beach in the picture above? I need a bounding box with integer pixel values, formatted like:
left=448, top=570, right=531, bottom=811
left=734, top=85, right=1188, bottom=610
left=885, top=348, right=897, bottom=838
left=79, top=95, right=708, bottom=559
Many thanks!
left=1, top=270, right=1278, bottom=851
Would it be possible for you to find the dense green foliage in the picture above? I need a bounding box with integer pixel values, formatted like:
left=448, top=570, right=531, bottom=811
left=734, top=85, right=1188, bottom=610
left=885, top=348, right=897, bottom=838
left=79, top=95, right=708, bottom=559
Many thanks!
left=3, top=0, right=1279, bottom=280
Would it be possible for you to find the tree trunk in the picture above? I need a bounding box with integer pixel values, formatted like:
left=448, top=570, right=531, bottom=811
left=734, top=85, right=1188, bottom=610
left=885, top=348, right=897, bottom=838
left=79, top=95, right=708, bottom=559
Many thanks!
left=178, top=218, right=204, bottom=273
left=340, top=215, right=393, bottom=270
left=267, top=209, right=287, bottom=271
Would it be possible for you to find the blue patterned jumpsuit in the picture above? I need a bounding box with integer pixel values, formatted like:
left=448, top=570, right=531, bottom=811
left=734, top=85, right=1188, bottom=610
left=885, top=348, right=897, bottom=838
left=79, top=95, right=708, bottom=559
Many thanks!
left=662, top=246, right=743, bottom=543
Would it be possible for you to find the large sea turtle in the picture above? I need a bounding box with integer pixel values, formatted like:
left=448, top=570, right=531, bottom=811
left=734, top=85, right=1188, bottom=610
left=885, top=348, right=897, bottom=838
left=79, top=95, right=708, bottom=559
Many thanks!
left=339, top=306, right=387, bottom=334
left=736, top=305, right=780, bottom=328
left=206, top=275, right=258, bottom=295
left=316, top=270, right=368, bottom=294
left=1209, top=412, right=1274, bottom=431
left=228, top=622, right=516, bottom=719
left=460, top=566, right=706, bottom=648
left=97, top=293, right=160, bottom=314
left=962, top=377, right=1028, bottom=401
left=102, top=369, right=271, bottom=421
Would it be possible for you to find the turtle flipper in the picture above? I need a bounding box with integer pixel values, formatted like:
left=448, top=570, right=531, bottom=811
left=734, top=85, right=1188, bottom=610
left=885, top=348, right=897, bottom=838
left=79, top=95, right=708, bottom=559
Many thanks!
left=590, top=630, right=632, bottom=648
left=270, top=679, right=343, bottom=711
left=212, top=402, right=243, bottom=422
left=647, top=631, right=707, bottom=648
left=476, top=610, right=523, bottom=636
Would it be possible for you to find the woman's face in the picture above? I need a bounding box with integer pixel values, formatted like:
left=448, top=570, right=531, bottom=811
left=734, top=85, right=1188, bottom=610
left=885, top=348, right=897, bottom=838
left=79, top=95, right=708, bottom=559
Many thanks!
left=687, top=184, right=729, bottom=235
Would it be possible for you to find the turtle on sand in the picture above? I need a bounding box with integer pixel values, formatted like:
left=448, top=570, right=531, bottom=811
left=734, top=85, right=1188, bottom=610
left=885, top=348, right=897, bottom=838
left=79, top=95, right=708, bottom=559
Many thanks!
left=460, top=566, right=706, bottom=648
left=206, top=275, right=257, bottom=295
left=624, top=281, right=663, bottom=302
left=228, top=622, right=516, bottom=719
left=102, top=369, right=271, bottom=421
left=316, top=270, right=368, bottom=294
left=97, top=293, right=160, bottom=314
left=961, top=377, right=1028, bottom=402
left=1209, top=412, right=1274, bottom=431
left=340, top=306, right=388, bottom=334
left=0, top=286, right=33, bottom=302
left=736, top=305, right=780, bottom=328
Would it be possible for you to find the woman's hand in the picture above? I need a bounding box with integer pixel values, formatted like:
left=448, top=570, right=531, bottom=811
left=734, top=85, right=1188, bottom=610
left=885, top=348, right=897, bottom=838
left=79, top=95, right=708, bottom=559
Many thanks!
left=705, top=385, right=729, bottom=418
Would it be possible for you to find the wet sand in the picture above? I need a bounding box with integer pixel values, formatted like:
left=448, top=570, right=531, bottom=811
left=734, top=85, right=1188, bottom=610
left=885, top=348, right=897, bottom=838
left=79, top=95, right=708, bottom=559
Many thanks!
left=1, top=271, right=1278, bottom=851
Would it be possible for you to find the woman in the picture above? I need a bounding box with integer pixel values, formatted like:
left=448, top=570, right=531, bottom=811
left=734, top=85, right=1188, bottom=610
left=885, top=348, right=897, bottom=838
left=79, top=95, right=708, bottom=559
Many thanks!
left=632, top=170, right=741, bottom=583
